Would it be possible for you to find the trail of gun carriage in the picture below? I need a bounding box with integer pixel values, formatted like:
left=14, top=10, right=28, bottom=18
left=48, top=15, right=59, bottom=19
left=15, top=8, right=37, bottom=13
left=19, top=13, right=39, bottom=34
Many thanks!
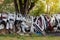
left=0, top=0, right=60, bottom=40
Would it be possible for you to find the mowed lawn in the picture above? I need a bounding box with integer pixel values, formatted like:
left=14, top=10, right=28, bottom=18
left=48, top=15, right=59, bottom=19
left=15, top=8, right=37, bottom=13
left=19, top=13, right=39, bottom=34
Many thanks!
left=0, top=34, right=60, bottom=40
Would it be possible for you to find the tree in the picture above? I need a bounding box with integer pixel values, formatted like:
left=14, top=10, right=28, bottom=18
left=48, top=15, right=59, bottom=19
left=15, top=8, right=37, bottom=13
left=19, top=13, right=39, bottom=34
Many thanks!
left=46, top=0, right=59, bottom=15
left=30, top=0, right=45, bottom=16
left=18, top=0, right=38, bottom=16
left=14, top=0, right=19, bottom=13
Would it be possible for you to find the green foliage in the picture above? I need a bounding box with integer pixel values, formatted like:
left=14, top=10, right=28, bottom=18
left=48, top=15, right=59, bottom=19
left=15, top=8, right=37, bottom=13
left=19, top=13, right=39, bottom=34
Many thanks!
left=4, top=0, right=13, bottom=4
left=30, top=0, right=45, bottom=16
left=0, top=0, right=60, bottom=16
left=0, top=0, right=15, bottom=12
left=30, top=0, right=60, bottom=16
left=46, top=0, right=60, bottom=15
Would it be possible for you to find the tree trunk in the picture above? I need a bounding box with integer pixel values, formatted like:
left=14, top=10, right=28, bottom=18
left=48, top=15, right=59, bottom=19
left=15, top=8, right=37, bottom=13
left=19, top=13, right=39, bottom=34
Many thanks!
left=18, top=0, right=36, bottom=16
left=18, top=0, right=25, bottom=16
left=24, top=0, right=31, bottom=15
left=14, top=0, right=19, bottom=13
left=18, top=0, right=31, bottom=16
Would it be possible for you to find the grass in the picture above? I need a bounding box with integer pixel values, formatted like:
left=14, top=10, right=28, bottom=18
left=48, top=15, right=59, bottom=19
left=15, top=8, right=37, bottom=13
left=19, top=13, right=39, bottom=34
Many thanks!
left=0, top=34, right=59, bottom=40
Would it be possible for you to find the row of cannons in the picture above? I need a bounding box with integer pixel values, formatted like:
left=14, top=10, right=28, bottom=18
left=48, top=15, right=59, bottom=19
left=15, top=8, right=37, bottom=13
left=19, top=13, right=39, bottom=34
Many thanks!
left=0, top=13, right=60, bottom=36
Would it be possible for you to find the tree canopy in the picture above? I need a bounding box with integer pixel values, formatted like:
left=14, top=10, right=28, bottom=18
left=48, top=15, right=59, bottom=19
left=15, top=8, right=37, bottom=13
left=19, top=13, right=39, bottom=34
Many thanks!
left=0, top=0, right=60, bottom=16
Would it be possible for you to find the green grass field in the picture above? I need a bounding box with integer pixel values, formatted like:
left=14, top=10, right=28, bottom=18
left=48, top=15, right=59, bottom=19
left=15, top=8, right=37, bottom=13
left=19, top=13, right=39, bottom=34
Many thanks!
left=0, top=34, right=60, bottom=40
